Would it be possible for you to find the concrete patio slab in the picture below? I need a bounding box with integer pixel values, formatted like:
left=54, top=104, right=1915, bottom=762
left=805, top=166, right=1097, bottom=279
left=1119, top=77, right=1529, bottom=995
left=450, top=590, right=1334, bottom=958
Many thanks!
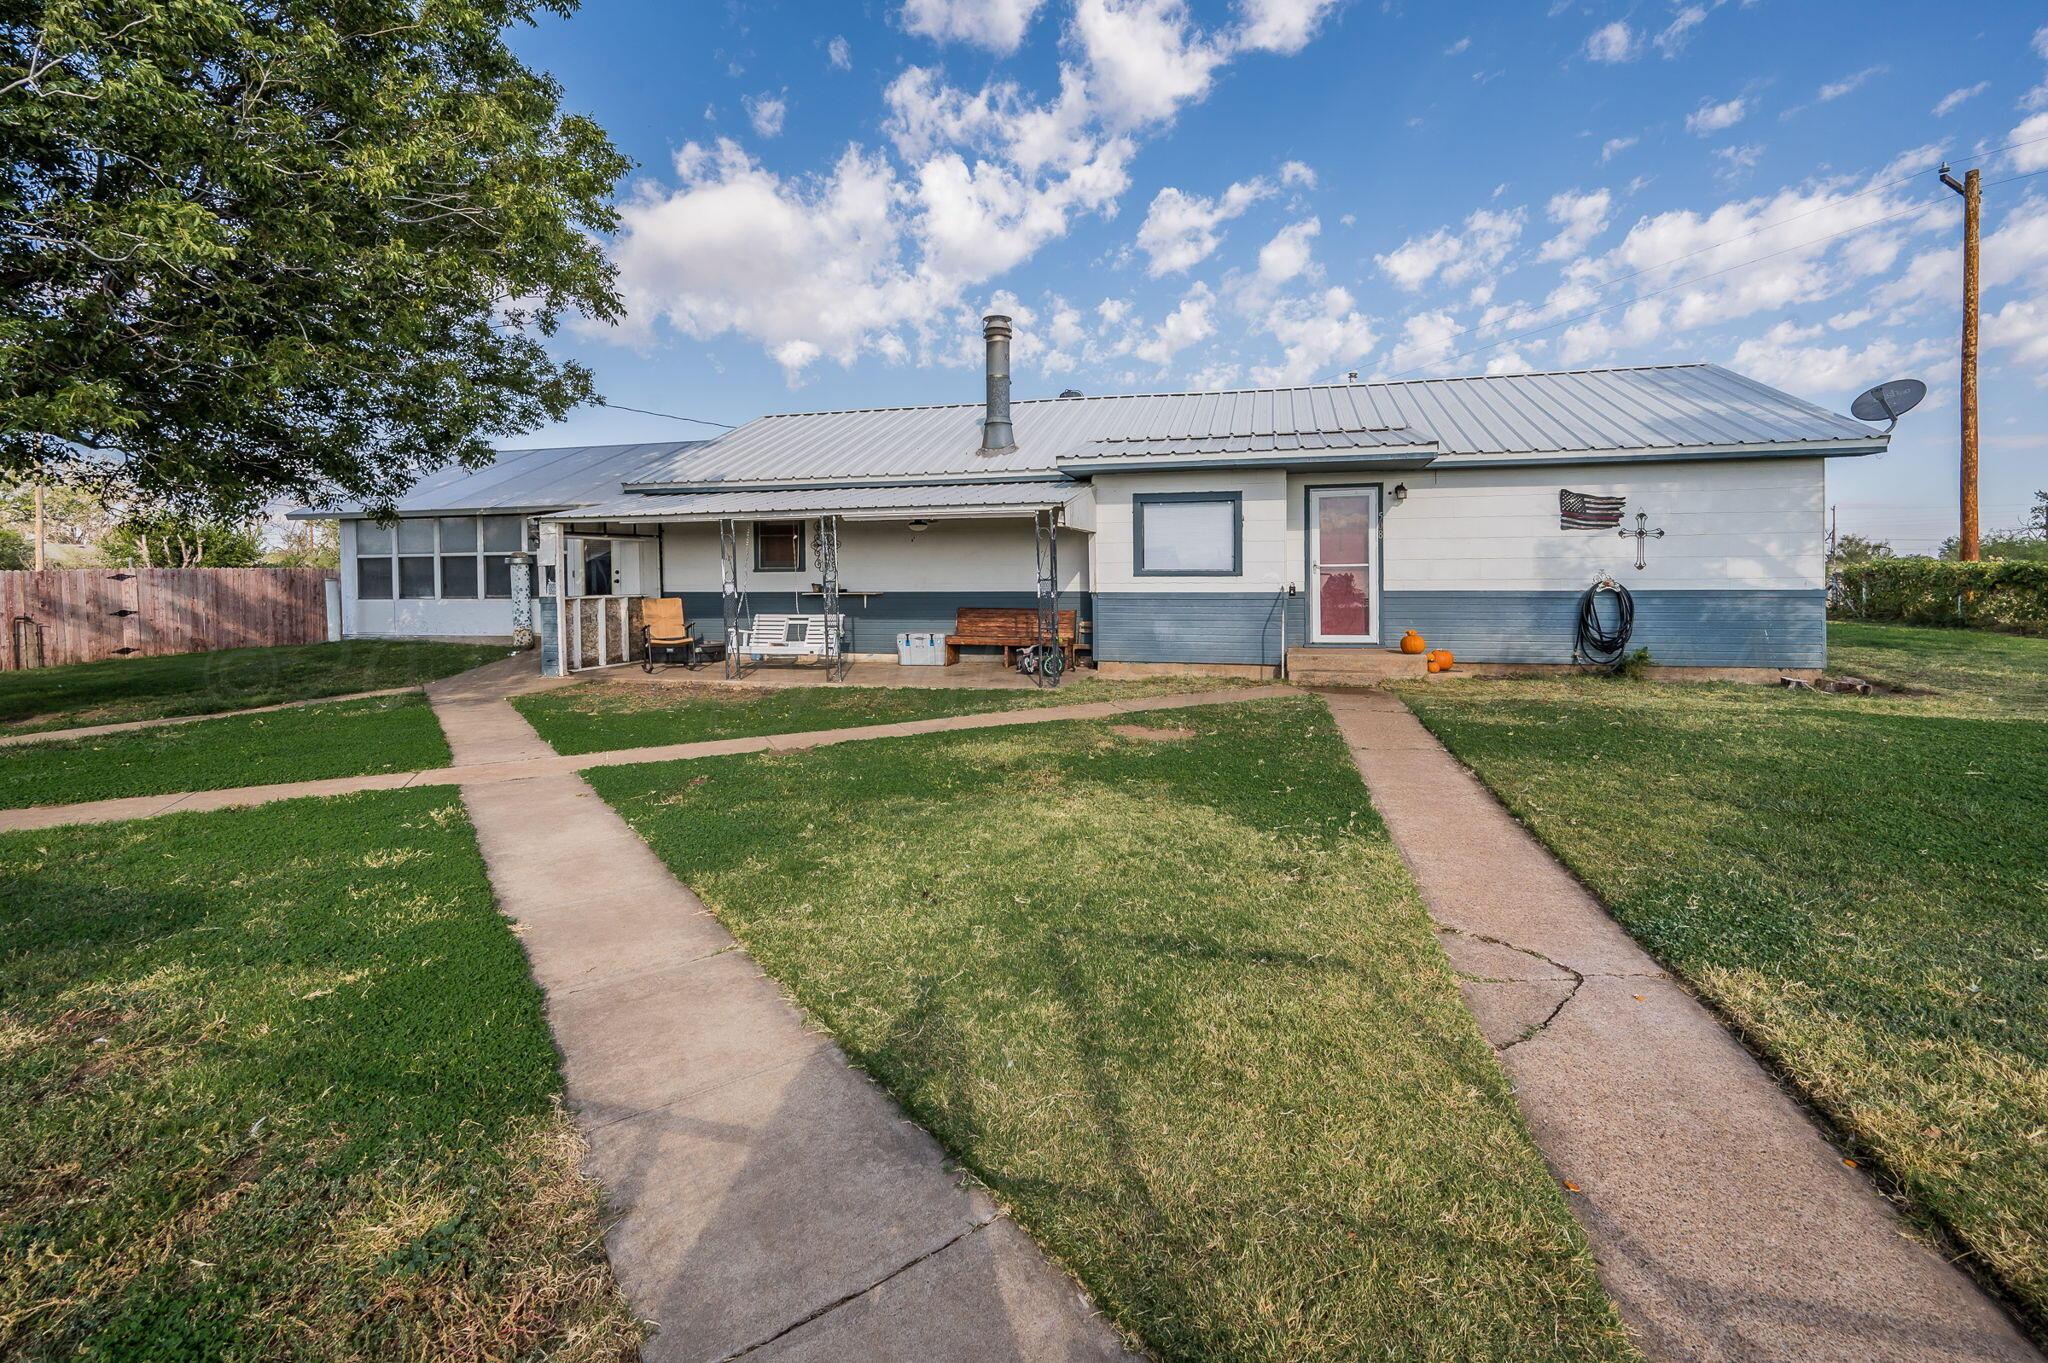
left=1323, top=688, right=2040, bottom=1363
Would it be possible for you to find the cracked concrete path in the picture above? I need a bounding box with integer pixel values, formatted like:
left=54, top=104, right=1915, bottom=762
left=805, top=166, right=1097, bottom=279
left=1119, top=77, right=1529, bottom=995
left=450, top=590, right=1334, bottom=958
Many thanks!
left=0, top=681, right=1292, bottom=833
left=1323, top=688, right=2040, bottom=1363
left=452, top=686, right=1135, bottom=1361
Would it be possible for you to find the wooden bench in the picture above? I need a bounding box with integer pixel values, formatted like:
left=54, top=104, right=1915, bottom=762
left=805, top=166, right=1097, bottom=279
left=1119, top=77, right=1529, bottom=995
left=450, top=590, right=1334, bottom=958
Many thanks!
left=945, top=607, right=1079, bottom=667
left=735, top=613, right=845, bottom=662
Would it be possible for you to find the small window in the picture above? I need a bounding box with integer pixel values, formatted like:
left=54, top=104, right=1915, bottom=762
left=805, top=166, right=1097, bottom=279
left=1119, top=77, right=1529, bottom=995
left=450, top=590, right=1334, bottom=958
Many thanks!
left=1135, top=494, right=1241, bottom=576
left=437, top=516, right=477, bottom=552
left=480, top=515, right=523, bottom=552
left=398, top=556, right=437, bottom=598
left=754, top=521, right=804, bottom=572
left=357, top=556, right=393, bottom=600
left=397, top=519, right=436, bottom=554
left=440, top=554, right=479, bottom=598
left=582, top=539, right=613, bottom=596
left=483, top=555, right=514, bottom=598
left=356, top=520, right=393, bottom=554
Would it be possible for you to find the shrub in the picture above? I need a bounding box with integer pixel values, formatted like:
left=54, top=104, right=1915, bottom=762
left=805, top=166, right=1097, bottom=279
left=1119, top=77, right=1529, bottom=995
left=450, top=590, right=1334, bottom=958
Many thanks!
left=1833, top=557, right=2048, bottom=635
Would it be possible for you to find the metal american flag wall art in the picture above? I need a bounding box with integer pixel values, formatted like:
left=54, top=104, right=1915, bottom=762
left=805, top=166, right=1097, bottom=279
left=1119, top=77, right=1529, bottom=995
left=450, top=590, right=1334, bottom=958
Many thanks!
left=1559, top=489, right=1626, bottom=530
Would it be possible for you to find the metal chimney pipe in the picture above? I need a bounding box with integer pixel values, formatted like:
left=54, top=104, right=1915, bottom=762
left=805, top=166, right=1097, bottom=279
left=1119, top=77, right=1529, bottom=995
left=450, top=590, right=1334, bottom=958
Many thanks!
left=979, top=314, right=1016, bottom=454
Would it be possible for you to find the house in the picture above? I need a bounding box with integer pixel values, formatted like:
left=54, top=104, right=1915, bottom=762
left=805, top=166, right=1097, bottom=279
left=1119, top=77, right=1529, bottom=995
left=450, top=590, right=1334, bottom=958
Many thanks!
left=309, top=315, right=1891, bottom=678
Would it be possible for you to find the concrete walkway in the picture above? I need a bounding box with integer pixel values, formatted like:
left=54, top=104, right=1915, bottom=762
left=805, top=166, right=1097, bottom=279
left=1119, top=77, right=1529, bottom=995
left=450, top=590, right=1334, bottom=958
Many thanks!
left=1323, top=689, right=2040, bottom=1363
left=432, top=680, right=1137, bottom=1361
left=0, top=685, right=1292, bottom=833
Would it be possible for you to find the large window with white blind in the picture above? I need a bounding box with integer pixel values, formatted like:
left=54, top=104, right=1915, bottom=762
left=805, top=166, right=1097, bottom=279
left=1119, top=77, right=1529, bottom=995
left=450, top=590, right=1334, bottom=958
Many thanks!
left=356, top=515, right=525, bottom=601
left=1133, top=492, right=1242, bottom=576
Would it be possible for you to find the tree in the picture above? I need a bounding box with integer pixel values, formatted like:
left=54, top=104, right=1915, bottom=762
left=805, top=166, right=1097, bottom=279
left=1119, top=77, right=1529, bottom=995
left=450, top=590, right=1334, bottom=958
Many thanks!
left=1829, top=533, right=1893, bottom=566
left=265, top=517, right=339, bottom=568
left=2028, top=490, right=2047, bottom=541
left=1, top=0, right=628, bottom=518
left=101, top=513, right=265, bottom=567
left=0, top=524, right=29, bottom=569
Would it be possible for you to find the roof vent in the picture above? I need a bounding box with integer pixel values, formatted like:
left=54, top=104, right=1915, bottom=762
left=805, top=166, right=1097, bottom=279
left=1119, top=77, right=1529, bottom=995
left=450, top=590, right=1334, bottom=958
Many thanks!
left=1059, top=388, right=1083, bottom=398
left=978, top=314, right=1016, bottom=455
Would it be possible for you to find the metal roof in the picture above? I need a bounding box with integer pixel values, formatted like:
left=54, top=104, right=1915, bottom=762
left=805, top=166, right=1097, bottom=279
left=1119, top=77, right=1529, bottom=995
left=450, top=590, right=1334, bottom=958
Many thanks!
left=626, top=364, right=1885, bottom=491
left=294, top=441, right=707, bottom=517
left=548, top=481, right=1089, bottom=523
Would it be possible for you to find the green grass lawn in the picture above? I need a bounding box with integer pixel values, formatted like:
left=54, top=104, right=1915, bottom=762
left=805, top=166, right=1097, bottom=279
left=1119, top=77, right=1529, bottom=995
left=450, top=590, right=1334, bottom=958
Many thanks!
left=1401, top=624, right=2048, bottom=1327
left=0, top=694, right=453, bottom=809
left=587, top=700, right=1638, bottom=1363
left=514, top=673, right=1264, bottom=755
left=0, top=640, right=506, bottom=734
left=0, top=791, right=638, bottom=1359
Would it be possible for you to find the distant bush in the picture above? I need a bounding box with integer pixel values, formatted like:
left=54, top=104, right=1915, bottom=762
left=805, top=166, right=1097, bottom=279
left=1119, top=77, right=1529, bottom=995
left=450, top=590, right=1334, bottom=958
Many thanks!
left=1833, top=558, right=2048, bottom=635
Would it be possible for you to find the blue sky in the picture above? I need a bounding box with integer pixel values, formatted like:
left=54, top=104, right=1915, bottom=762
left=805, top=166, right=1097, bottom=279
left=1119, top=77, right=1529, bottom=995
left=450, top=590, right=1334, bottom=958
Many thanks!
left=509, top=0, right=2048, bottom=551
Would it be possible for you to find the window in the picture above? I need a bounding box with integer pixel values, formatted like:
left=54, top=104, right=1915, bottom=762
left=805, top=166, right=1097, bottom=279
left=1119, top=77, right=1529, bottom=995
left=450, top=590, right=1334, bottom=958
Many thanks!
left=437, top=517, right=477, bottom=598
left=481, top=515, right=522, bottom=599
left=1134, top=493, right=1241, bottom=576
left=582, top=538, right=613, bottom=596
left=355, top=521, right=394, bottom=599
left=754, top=521, right=805, bottom=572
left=397, top=519, right=437, bottom=598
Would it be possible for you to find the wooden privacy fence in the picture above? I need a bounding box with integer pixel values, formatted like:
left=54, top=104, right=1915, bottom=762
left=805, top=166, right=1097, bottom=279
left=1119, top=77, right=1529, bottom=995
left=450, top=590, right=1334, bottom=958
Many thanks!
left=2, top=568, right=336, bottom=670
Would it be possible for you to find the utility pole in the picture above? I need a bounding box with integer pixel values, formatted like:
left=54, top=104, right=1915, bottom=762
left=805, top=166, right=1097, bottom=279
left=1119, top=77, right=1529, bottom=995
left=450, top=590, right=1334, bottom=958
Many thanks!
left=1939, top=163, right=1981, bottom=561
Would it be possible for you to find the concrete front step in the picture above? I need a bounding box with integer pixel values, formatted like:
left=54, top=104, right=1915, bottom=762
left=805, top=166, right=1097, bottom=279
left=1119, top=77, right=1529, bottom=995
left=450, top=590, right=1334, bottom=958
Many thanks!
left=1286, top=648, right=1429, bottom=684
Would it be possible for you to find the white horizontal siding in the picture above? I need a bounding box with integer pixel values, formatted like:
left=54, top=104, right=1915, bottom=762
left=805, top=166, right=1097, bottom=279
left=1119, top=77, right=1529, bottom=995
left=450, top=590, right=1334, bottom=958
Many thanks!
left=1092, top=469, right=1288, bottom=594
left=657, top=518, right=1087, bottom=595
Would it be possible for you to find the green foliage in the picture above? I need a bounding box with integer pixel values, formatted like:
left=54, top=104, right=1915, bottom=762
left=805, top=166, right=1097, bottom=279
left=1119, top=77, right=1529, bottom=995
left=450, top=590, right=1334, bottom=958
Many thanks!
left=0, top=0, right=629, bottom=516
left=1828, top=532, right=1893, bottom=565
left=263, top=517, right=339, bottom=568
left=1612, top=645, right=1654, bottom=680
left=0, top=523, right=29, bottom=569
left=0, top=792, right=640, bottom=1357
left=1833, top=557, right=2048, bottom=634
left=99, top=512, right=265, bottom=567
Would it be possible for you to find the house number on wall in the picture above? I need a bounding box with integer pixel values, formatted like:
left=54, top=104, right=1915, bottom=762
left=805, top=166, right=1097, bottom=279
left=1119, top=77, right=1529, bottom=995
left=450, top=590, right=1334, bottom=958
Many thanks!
left=1619, top=511, right=1665, bottom=571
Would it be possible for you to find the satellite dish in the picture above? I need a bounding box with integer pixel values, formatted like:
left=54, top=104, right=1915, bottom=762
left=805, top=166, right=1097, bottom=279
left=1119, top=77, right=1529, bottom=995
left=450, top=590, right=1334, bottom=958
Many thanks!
left=1850, top=378, right=1927, bottom=431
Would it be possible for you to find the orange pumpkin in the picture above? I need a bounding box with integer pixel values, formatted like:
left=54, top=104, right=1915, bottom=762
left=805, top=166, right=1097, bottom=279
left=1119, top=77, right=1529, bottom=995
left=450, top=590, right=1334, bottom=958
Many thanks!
left=1430, top=649, right=1455, bottom=670
left=1426, top=659, right=1442, bottom=673
left=1399, top=629, right=1427, bottom=654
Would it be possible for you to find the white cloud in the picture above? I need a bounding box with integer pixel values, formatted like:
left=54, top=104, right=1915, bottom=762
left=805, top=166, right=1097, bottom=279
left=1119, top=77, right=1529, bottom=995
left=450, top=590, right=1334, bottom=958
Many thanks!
left=1585, top=21, right=1638, bottom=63
left=1135, top=283, right=1217, bottom=365
left=900, top=0, right=1048, bottom=54
left=1600, top=136, right=1638, bottom=164
left=1444, top=36, right=1471, bottom=56
left=1279, top=159, right=1317, bottom=188
left=1135, top=178, right=1272, bottom=275
left=1986, top=295, right=2048, bottom=378
left=827, top=36, right=852, bottom=70
left=1234, top=0, right=1343, bottom=55
left=1817, top=66, right=1884, bottom=103
left=1248, top=286, right=1376, bottom=384
left=1652, top=5, right=1708, bottom=58
left=1098, top=297, right=1132, bottom=325
left=2013, top=113, right=2048, bottom=174
left=1375, top=207, right=1526, bottom=291
left=1258, top=218, right=1321, bottom=285
left=1686, top=96, right=1748, bottom=135
left=1932, top=82, right=1987, bottom=116
left=1386, top=310, right=1462, bottom=374
left=1073, top=0, right=1228, bottom=127
left=1712, top=143, right=1763, bottom=181
left=745, top=94, right=786, bottom=138
left=1538, top=189, right=1613, bottom=262
left=1729, top=324, right=1944, bottom=401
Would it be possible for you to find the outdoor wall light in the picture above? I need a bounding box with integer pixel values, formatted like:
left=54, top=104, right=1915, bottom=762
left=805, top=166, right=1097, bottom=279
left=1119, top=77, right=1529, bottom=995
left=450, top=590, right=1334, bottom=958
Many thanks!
left=907, top=518, right=930, bottom=532
left=1391, top=483, right=1409, bottom=503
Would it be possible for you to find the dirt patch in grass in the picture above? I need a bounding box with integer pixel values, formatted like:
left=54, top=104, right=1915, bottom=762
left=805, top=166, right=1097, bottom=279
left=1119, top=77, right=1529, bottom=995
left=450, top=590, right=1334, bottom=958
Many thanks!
left=0, top=791, right=640, bottom=1360
left=588, top=700, right=1637, bottom=1363
left=1108, top=722, right=1196, bottom=742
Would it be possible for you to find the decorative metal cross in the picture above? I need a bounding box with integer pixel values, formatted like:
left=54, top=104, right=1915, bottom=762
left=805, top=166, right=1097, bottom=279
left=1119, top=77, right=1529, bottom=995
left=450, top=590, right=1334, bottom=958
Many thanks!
left=1618, top=511, right=1665, bottom=570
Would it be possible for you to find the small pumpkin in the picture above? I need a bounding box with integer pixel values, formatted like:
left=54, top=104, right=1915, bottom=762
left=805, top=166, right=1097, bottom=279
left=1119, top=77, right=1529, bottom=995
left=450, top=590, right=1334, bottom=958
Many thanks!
left=1426, top=658, right=1443, bottom=673
left=1399, top=629, right=1427, bottom=655
left=1430, top=649, right=1455, bottom=671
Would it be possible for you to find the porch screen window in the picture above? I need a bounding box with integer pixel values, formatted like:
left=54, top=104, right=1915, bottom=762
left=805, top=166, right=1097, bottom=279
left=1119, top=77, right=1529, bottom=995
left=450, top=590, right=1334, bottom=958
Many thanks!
left=582, top=539, right=613, bottom=596
left=1134, top=494, right=1241, bottom=576
left=397, top=519, right=437, bottom=598
left=755, top=521, right=804, bottom=572
left=355, top=521, right=393, bottom=599
left=481, top=516, right=522, bottom=598
left=437, top=517, right=478, bottom=598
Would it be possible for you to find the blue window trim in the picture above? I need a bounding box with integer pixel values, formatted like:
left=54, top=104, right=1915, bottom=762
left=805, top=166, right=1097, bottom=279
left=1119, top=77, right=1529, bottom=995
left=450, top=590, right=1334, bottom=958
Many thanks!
left=753, top=520, right=807, bottom=573
left=1133, top=491, right=1244, bottom=577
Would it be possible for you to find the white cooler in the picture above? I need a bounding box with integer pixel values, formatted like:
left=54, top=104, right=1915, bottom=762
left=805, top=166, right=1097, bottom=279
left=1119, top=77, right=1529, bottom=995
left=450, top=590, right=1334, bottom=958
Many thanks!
left=896, top=631, right=953, bottom=666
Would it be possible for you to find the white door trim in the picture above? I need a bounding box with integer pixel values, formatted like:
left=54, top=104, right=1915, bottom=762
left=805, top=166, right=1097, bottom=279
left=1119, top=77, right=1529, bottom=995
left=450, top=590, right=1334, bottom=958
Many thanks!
left=1308, top=486, right=1381, bottom=644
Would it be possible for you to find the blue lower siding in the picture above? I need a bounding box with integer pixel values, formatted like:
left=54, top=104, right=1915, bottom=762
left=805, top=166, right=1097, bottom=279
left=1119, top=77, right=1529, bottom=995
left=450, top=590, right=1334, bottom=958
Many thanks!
left=1094, top=589, right=1826, bottom=669
left=666, top=590, right=1090, bottom=656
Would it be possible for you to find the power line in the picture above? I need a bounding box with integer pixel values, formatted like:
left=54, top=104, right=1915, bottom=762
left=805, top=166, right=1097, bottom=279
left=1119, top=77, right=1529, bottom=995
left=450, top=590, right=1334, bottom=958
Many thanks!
left=601, top=401, right=737, bottom=429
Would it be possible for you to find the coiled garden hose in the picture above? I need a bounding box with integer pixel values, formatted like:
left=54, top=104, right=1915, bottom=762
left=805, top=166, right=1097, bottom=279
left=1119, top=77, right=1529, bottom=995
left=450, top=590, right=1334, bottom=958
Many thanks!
left=1575, top=578, right=1634, bottom=669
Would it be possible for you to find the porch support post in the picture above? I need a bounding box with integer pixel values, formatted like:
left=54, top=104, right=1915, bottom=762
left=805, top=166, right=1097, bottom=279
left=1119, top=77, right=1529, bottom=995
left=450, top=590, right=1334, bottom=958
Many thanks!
left=719, top=518, right=739, bottom=680
left=815, top=514, right=844, bottom=682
